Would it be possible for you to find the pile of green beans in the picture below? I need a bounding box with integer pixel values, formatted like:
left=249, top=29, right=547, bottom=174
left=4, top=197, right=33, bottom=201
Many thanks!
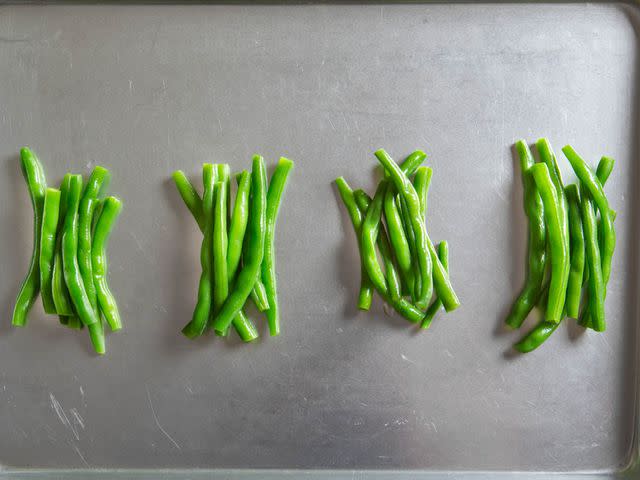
left=173, top=155, right=293, bottom=341
left=11, top=147, right=123, bottom=355
left=506, top=139, right=616, bottom=352
left=335, top=149, right=460, bottom=328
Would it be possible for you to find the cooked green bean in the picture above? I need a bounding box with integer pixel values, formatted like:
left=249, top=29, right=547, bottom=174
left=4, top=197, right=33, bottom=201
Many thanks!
left=421, top=241, right=449, bottom=330
left=172, top=170, right=204, bottom=231
left=383, top=185, right=413, bottom=293
left=529, top=163, right=569, bottom=323
left=564, top=184, right=584, bottom=319
left=514, top=321, right=560, bottom=353
left=92, top=196, right=123, bottom=331
left=182, top=164, right=216, bottom=339
left=398, top=193, right=420, bottom=302
left=413, top=166, right=433, bottom=218
left=212, top=155, right=267, bottom=334
left=354, top=190, right=402, bottom=301
left=250, top=281, right=270, bottom=312
left=227, top=170, right=251, bottom=280
left=62, top=175, right=100, bottom=327
left=52, top=174, right=75, bottom=316
left=361, top=181, right=391, bottom=296
left=262, top=157, right=294, bottom=336
left=505, top=141, right=548, bottom=329
left=562, top=145, right=615, bottom=287
left=375, top=149, right=432, bottom=308
left=12, top=147, right=47, bottom=327
left=39, top=188, right=61, bottom=314
left=581, top=188, right=605, bottom=332
left=335, top=177, right=374, bottom=311
left=212, top=176, right=229, bottom=314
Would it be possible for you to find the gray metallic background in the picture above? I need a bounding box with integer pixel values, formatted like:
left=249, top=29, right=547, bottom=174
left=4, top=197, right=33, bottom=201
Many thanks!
left=0, top=2, right=637, bottom=473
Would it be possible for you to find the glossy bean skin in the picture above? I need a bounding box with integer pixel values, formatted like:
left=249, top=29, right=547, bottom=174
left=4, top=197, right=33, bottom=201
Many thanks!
left=564, top=184, right=585, bottom=319
left=421, top=241, right=449, bottom=330
left=39, top=188, right=61, bottom=314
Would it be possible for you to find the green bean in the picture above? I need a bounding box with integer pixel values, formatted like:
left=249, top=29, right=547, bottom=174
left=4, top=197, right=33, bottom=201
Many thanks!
left=262, top=157, right=294, bottom=336
left=529, top=163, right=569, bottom=323
left=39, top=188, right=61, bottom=314
left=62, top=175, right=100, bottom=326
left=12, top=147, right=47, bottom=327
left=413, top=166, right=433, bottom=218
left=212, top=155, right=267, bottom=333
left=562, top=145, right=615, bottom=286
left=250, top=281, right=270, bottom=312
left=51, top=174, right=75, bottom=316
left=361, top=181, right=391, bottom=296
left=375, top=149, right=432, bottom=308
left=581, top=188, right=605, bottom=331
left=596, top=156, right=615, bottom=186
left=505, top=141, right=548, bottom=329
left=383, top=185, right=413, bottom=292
left=182, top=164, right=216, bottom=338
left=564, top=184, right=584, bottom=319
left=421, top=241, right=449, bottom=330
left=354, top=190, right=402, bottom=301
left=514, top=321, right=560, bottom=353
left=335, top=177, right=374, bottom=311
left=398, top=193, right=420, bottom=302
left=227, top=170, right=251, bottom=280
left=67, top=316, right=83, bottom=329
left=212, top=176, right=229, bottom=314
left=172, top=170, right=205, bottom=231
left=92, top=196, right=123, bottom=331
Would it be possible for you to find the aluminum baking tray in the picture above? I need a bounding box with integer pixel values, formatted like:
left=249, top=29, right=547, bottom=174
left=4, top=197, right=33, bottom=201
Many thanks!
left=0, top=2, right=638, bottom=478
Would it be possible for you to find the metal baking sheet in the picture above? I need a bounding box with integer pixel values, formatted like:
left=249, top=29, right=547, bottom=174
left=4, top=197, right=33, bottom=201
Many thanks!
left=0, top=2, right=638, bottom=477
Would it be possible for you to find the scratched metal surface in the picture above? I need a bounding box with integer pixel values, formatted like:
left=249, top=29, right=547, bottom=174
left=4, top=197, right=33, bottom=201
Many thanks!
left=0, top=2, right=638, bottom=474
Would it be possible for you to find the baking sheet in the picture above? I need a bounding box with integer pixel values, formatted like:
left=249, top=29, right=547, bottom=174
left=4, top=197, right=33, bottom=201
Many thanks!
left=0, top=2, right=637, bottom=474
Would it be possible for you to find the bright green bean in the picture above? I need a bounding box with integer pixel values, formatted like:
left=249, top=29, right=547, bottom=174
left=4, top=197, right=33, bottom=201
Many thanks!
left=421, top=241, right=449, bottom=330
left=413, top=166, right=433, bottom=218
left=529, top=163, right=569, bottom=323
left=227, top=170, right=251, bottom=279
left=375, top=149, right=432, bottom=308
left=62, top=174, right=100, bottom=327
left=262, top=157, right=294, bottom=336
left=383, top=185, right=413, bottom=292
left=52, top=174, right=75, bottom=316
left=581, top=187, right=605, bottom=332
left=172, top=170, right=205, bottom=231
left=562, top=145, right=615, bottom=286
left=12, top=147, right=47, bottom=327
left=39, top=188, right=61, bottom=314
left=335, top=177, right=374, bottom=311
left=212, top=177, right=229, bottom=314
left=564, top=184, right=584, bottom=319
left=92, top=196, right=123, bottom=331
left=505, top=141, right=548, bottom=329
left=514, top=321, right=560, bottom=353
left=182, top=164, right=215, bottom=338
left=212, top=155, right=267, bottom=333
left=354, top=190, right=402, bottom=302
left=250, top=280, right=270, bottom=312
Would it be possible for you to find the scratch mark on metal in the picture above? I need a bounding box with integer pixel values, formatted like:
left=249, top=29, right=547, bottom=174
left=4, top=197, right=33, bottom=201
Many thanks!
left=145, top=385, right=181, bottom=450
left=50, top=393, right=79, bottom=440
left=70, top=408, right=85, bottom=430
left=400, top=354, right=417, bottom=365
left=72, top=443, right=90, bottom=467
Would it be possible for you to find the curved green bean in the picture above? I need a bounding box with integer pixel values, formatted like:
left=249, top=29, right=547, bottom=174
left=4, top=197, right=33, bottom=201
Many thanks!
left=62, top=175, right=100, bottom=327
left=182, top=164, right=215, bottom=338
left=250, top=281, right=270, bottom=312
left=421, top=241, right=449, bottom=330
left=413, top=166, right=433, bottom=218
left=227, top=170, right=251, bottom=279
left=92, top=196, right=123, bottom=331
left=562, top=145, right=615, bottom=285
left=212, top=155, right=267, bottom=334
left=212, top=178, right=229, bottom=314
left=52, top=174, right=75, bottom=316
left=361, top=182, right=391, bottom=296
left=383, top=185, right=413, bottom=292
left=12, top=147, right=47, bottom=327
left=529, top=163, right=569, bottom=323
left=505, top=141, right=548, bottom=329
left=398, top=193, right=420, bottom=302
left=172, top=170, right=204, bottom=231
left=581, top=188, right=605, bottom=331
left=262, top=157, right=294, bottom=336
left=564, top=184, right=584, bottom=319
left=514, top=321, right=560, bottom=353
left=354, top=190, right=402, bottom=301
left=375, top=149, right=432, bottom=308
left=39, top=188, right=61, bottom=314
left=335, top=177, right=374, bottom=311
